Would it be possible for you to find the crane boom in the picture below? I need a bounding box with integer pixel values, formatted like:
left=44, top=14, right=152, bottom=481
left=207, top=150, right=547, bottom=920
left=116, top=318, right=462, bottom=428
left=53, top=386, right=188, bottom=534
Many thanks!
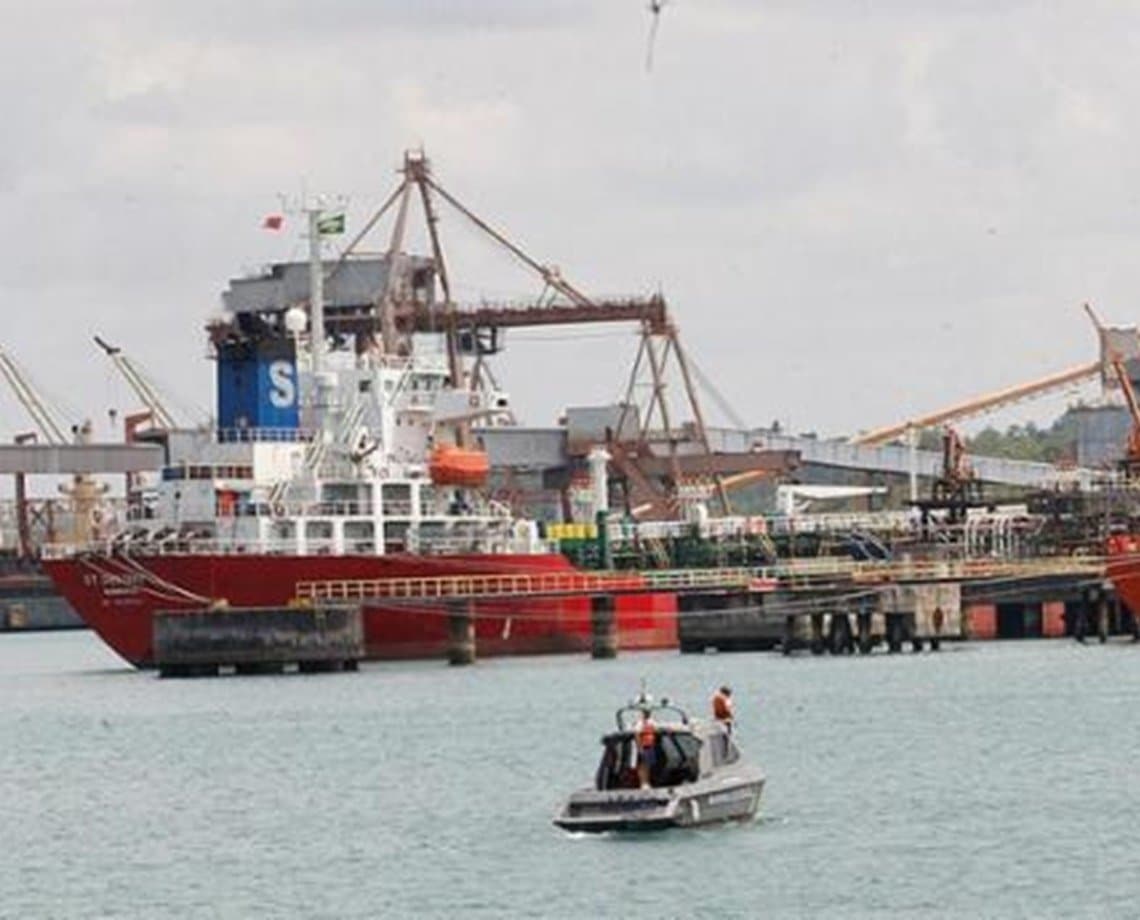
left=94, top=336, right=178, bottom=430
left=850, top=361, right=1101, bottom=446
left=1112, top=355, right=1140, bottom=439
left=0, top=347, right=67, bottom=444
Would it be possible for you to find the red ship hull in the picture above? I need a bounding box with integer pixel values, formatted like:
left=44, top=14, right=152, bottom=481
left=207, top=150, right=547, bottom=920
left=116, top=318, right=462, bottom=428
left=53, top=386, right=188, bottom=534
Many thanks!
left=1106, top=535, right=1140, bottom=617
left=42, top=552, right=678, bottom=668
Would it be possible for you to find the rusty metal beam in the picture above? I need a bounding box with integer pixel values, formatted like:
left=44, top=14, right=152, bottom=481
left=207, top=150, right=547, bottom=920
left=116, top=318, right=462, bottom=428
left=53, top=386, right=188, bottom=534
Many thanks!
left=322, top=297, right=668, bottom=341
left=403, top=296, right=667, bottom=334
left=630, top=450, right=799, bottom=478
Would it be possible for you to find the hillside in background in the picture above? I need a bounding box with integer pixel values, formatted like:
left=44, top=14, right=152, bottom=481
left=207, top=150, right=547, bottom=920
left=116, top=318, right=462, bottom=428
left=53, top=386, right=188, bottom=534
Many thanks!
left=918, top=412, right=1083, bottom=463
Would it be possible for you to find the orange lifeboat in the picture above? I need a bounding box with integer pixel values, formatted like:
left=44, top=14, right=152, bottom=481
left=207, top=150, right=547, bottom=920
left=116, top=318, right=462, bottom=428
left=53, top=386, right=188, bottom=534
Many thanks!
left=429, top=444, right=490, bottom=487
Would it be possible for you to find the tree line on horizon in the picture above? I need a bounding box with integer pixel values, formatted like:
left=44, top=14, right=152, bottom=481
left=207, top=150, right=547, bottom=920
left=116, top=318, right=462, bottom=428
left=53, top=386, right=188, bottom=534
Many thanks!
left=917, top=413, right=1083, bottom=464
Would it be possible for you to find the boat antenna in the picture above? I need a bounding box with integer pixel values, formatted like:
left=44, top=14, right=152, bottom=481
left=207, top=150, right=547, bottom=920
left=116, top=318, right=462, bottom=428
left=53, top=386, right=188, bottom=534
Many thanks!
left=646, top=0, right=669, bottom=72
left=635, top=677, right=652, bottom=710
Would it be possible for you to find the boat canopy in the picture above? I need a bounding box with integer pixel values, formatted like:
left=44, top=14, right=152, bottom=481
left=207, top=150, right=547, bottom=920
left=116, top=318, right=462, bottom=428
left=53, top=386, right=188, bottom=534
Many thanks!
left=596, top=726, right=700, bottom=791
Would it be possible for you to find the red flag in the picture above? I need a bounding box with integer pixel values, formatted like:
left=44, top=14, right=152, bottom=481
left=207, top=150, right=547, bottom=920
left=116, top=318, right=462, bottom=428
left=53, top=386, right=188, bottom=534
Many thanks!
left=262, top=214, right=284, bottom=231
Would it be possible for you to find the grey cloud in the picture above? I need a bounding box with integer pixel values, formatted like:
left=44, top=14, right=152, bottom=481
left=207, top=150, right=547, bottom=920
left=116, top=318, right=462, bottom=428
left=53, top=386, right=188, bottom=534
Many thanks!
left=1, top=0, right=1138, bottom=441
left=122, top=0, right=592, bottom=41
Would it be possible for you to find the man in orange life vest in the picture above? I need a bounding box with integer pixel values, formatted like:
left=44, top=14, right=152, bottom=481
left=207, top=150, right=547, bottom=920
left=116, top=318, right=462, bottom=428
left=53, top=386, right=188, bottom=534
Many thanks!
left=635, top=709, right=657, bottom=788
left=712, top=685, right=735, bottom=732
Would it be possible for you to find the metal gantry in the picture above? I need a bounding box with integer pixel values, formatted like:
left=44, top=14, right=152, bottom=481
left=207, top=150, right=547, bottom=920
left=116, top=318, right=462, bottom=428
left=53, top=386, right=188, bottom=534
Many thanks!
left=320, top=149, right=744, bottom=518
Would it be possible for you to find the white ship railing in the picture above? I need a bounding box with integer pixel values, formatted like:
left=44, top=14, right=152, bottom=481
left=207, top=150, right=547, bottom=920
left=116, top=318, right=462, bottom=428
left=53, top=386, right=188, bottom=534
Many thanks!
left=41, top=527, right=545, bottom=560
left=43, top=538, right=307, bottom=558
left=125, top=499, right=509, bottom=522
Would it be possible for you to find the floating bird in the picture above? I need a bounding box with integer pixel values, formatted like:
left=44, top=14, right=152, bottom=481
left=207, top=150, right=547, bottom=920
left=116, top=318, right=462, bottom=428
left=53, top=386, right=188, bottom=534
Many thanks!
left=646, top=0, right=669, bottom=72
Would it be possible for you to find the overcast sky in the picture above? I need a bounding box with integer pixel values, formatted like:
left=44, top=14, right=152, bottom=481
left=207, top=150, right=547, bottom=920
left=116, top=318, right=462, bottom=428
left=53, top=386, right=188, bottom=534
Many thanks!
left=2, top=0, right=1138, bottom=442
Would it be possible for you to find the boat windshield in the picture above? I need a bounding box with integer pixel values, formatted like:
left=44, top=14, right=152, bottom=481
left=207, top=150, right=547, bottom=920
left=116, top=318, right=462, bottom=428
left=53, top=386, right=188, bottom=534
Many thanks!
left=595, top=730, right=701, bottom=790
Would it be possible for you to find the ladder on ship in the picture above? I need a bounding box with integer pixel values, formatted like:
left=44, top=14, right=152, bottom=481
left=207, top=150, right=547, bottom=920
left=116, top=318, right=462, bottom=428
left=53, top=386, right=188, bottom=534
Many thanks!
left=267, top=397, right=371, bottom=507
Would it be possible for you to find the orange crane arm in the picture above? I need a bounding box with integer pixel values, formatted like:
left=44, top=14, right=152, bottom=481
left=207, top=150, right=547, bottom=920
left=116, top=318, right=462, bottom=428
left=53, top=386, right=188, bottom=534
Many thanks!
left=1111, top=357, right=1140, bottom=459
left=850, top=361, right=1101, bottom=446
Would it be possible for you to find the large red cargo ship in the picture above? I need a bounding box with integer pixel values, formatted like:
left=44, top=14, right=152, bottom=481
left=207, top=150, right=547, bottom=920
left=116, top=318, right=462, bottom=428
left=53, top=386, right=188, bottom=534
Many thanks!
left=42, top=160, right=679, bottom=668
left=41, top=552, right=676, bottom=667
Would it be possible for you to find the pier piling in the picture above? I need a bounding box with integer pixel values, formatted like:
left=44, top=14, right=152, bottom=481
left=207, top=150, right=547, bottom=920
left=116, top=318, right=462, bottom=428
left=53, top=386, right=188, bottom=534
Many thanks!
left=447, top=600, right=476, bottom=666
left=810, top=612, right=825, bottom=655
left=857, top=609, right=873, bottom=654
left=590, top=595, right=618, bottom=659
left=828, top=611, right=854, bottom=655
left=886, top=614, right=904, bottom=653
left=1097, top=593, right=1109, bottom=645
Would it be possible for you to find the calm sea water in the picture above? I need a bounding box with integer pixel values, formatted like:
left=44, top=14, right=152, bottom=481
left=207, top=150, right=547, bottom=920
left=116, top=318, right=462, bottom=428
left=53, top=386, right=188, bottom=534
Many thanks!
left=2, top=632, right=1140, bottom=919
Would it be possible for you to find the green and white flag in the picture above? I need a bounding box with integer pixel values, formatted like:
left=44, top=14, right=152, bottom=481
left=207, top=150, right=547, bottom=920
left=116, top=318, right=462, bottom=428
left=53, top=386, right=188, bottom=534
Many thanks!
left=317, top=213, right=346, bottom=236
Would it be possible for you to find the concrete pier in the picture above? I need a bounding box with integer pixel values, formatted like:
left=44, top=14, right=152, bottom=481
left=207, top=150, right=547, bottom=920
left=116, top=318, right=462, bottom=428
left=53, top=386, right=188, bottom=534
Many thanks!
left=0, top=574, right=83, bottom=631
left=674, top=578, right=970, bottom=657
left=964, top=578, right=1123, bottom=642
left=677, top=592, right=780, bottom=653
left=154, top=606, right=363, bottom=677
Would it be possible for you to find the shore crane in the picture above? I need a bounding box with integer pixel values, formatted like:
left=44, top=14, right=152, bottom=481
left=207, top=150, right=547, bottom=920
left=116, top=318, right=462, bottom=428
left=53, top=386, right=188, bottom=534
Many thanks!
left=94, top=336, right=179, bottom=430
left=849, top=303, right=1136, bottom=448
left=0, top=345, right=105, bottom=550
left=0, top=345, right=70, bottom=554
left=0, top=346, right=69, bottom=445
left=1110, top=355, right=1140, bottom=479
left=849, top=362, right=1101, bottom=447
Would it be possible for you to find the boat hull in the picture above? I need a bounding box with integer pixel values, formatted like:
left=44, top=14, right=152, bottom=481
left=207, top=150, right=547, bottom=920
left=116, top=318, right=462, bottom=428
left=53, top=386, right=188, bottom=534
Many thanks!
left=41, top=552, right=677, bottom=668
left=554, top=774, right=765, bottom=833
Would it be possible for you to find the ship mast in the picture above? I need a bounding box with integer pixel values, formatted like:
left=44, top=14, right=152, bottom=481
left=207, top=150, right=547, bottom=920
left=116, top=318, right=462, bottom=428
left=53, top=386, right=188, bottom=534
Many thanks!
left=306, top=207, right=325, bottom=374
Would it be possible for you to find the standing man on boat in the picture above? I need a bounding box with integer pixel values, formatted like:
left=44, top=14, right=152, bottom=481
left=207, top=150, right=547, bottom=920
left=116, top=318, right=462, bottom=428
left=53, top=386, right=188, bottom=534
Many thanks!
left=712, top=685, right=735, bottom=733
left=635, top=709, right=658, bottom=788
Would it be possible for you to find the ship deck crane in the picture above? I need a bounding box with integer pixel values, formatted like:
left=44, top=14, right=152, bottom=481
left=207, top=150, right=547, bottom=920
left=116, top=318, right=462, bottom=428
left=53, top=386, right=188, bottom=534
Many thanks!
left=94, top=336, right=178, bottom=430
